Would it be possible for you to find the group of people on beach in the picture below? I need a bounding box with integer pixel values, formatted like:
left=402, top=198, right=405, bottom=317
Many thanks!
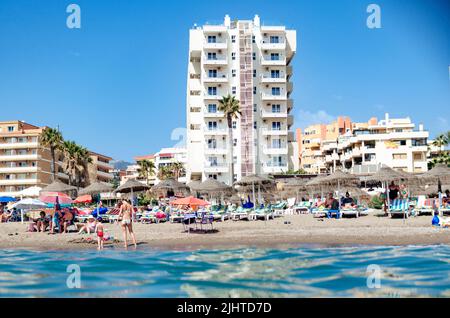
left=19, top=199, right=137, bottom=250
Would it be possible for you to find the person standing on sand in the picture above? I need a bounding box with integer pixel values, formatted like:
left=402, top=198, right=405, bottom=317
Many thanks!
left=118, top=199, right=137, bottom=250
left=95, top=217, right=105, bottom=250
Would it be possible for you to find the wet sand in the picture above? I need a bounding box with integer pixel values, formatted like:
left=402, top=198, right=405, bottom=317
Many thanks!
left=0, top=210, right=448, bottom=250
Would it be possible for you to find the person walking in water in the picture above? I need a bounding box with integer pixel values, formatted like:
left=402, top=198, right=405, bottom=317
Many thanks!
left=118, top=199, right=137, bottom=249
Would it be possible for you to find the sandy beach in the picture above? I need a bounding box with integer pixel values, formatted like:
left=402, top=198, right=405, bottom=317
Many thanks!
left=0, top=210, right=448, bottom=250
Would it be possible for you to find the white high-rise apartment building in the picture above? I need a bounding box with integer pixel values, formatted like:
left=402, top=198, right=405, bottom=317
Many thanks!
left=186, top=15, right=297, bottom=185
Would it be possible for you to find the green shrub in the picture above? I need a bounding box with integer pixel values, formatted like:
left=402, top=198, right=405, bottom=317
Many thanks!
left=368, top=195, right=384, bottom=209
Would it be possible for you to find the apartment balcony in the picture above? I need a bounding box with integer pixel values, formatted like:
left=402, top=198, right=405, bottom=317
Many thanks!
left=261, top=57, right=286, bottom=66
left=0, top=154, right=39, bottom=162
left=260, top=74, right=286, bottom=84
left=0, top=178, right=39, bottom=186
left=0, top=166, right=38, bottom=174
left=325, top=153, right=340, bottom=163
left=203, top=110, right=225, bottom=118
left=261, top=128, right=288, bottom=136
left=340, top=152, right=353, bottom=162
left=203, top=40, right=228, bottom=50
left=0, top=141, right=39, bottom=149
left=203, top=93, right=224, bottom=101
left=261, top=92, right=287, bottom=101
left=346, top=164, right=379, bottom=175
left=97, top=170, right=113, bottom=180
left=96, top=161, right=113, bottom=170
left=203, top=128, right=228, bottom=136
left=263, top=162, right=288, bottom=174
left=260, top=109, right=287, bottom=118
left=204, top=146, right=228, bottom=155
left=203, top=56, right=228, bottom=66
left=261, top=39, right=286, bottom=50
left=262, top=145, right=288, bottom=155
left=204, top=163, right=228, bottom=173
left=202, top=74, right=228, bottom=83
left=287, top=115, right=294, bottom=126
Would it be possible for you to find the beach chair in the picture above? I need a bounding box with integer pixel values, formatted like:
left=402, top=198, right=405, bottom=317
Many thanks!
left=310, top=206, right=329, bottom=218
left=106, top=208, right=120, bottom=224
left=231, top=206, right=250, bottom=221
left=249, top=205, right=273, bottom=221
left=389, top=199, right=411, bottom=218
left=414, top=197, right=437, bottom=215
left=340, top=205, right=359, bottom=218
left=272, top=201, right=287, bottom=216
left=284, top=198, right=297, bottom=215
left=293, top=201, right=311, bottom=214
left=196, top=212, right=214, bottom=232
left=170, top=210, right=185, bottom=223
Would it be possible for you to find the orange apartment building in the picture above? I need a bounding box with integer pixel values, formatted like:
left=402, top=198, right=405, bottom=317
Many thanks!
left=297, top=116, right=377, bottom=174
left=0, top=120, right=113, bottom=197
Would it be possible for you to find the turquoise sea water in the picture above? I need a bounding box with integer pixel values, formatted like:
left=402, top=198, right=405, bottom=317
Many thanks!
left=0, top=245, right=449, bottom=298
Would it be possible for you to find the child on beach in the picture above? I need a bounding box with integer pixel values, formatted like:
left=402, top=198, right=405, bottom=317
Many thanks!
left=95, top=217, right=105, bottom=250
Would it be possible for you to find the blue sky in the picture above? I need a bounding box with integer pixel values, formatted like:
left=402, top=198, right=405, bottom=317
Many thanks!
left=0, top=0, right=449, bottom=161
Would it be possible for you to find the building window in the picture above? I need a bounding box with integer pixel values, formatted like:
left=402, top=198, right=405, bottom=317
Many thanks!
left=252, top=35, right=256, bottom=43
left=253, top=69, right=256, bottom=78
left=272, top=122, right=281, bottom=130
left=270, top=36, right=280, bottom=43
left=208, top=104, right=217, bottom=113
left=272, top=104, right=281, bottom=113
left=208, top=121, right=218, bottom=130
left=208, top=69, right=217, bottom=78
left=271, top=87, right=281, bottom=96
left=208, top=87, right=217, bottom=95
left=232, top=86, right=237, bottom=95
left=232, top=69, right=236, bottom=77
left=207, top=52, right=217, bottom=60
left=270, top=53, right=280, bottom=61
left=413, top=153, right=423, bottom=161
left=254, top=121, right=257, bottom=129
left=232, top=121, right=236, bottom=129
left=253, top=87, right=257, bottom=95
left=271, top=70, right=280, bottom=78
left=252, top=52, right=256, bottom=60
left=232, top=53, right=236, bottom=60
left=253, top=104, right=257, bottom=112
left=364, top=153, right=376, bottom=162
left=231, top=35, right=236, bottom=43
left=7, top=126, right=14, bottom=132
left=207, top=35, right=217, bottom=43
left=208, top=139, right=217, bottom=149
left=233, top=138, right=237, bottom=146
left=272, top=139, right=282, bottom=148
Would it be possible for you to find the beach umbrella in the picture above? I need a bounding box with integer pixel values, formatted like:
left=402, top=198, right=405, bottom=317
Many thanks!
left=195, top=179, right=232, bottom=203
left=79, top=182, right=113, bottom=195
left=40, top=179, right=77, bottom=194
left=19, top=186, right=42, bottom=198
left=40, top=192, right=73, bottom=205
left=234, top=174, right=274, bottom=207
left=74, top=194, right=92, bottom=204
left=151, top=178, right=189, bottom=198
left=282, top=178, right=308, bottom=201
left=419, top=164, right=450, bottom=212
left=320, top=170, right=359, bottom=209
left=170, top=196, right=210, bottom=207
left=305, top=175, right=328, bottom=200
left=11, top=198, right=47, bottom=223
left=0, top=196, right=17, bottom=203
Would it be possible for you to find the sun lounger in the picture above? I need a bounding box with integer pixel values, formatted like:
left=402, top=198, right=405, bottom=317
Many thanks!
left=293, top=201, right=312, bottom=214
left=389, top=199, right=411, bottom=218
left=231, top=207, right=250, bottom=221
left=249, top=205, right=273, bottom=221
left=340, top=207, right=359, bottom=218
left=272, top=202, right=287, bottom=216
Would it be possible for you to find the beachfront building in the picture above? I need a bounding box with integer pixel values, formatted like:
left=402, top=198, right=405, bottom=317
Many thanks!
left=321, top=113, right=429, bottom=174
left=88, top=151, right=114, bottom=184
left=127, top=147, right=187, bottom=186
left=186, top=15, right=297, bottom=185
left=297, top=117, right=378, bottom=174
left=0, top=120, right=114, bottom=197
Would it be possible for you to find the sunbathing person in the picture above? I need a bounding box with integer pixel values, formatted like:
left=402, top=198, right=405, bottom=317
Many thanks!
left=61, top=210, right=74, bottom=233
left=341, top=192, right=355, bottom=207
left=78, top=215, right=97, bottom=234
left=35, top=211, right=49, bottom=232
left=0, top=209, right=12, bottom=223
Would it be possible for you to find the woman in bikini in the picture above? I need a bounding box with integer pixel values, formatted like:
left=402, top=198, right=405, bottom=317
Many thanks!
left=118, top=199, right=137, bottom=249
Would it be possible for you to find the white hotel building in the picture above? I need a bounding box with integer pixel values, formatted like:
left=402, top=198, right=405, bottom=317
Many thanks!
left=186, top=15, right=297, bottom=185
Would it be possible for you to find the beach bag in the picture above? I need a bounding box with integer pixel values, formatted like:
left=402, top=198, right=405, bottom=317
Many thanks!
left=432, top=215, right=440, bottom=226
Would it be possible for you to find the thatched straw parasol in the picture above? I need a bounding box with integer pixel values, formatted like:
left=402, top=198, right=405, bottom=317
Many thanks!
left=419, top=164, right=450, bottom=185
left=320, top=170, right=359, bottom=209
left=194, top=179, right=232, bottom=203
left=234, top=174, right=274, bottom=206
left=40, top=179, right=77, bottom=195
left=114, top=179, right=150, bottom=194
left=79, top=182, right=113, bottom=195
left=365, top=166, right=411, bottom=183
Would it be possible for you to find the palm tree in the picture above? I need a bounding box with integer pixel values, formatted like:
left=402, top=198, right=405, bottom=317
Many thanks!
left=157, top=165, right=174, bottom=180
left=430, top=131, right=450, bottom=168
left=137, top=160, right=156, bottom=185
left=170, top=161, right=185, bottom=180
left=40, top=127, right=63, bottom=181
left=61, top=141, right=92, bottom=187
left=218, top=94, right=241, bottom=185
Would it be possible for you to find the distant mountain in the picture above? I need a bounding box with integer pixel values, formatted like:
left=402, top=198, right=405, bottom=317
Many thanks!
left=111, top=160, right=133, bottom=171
